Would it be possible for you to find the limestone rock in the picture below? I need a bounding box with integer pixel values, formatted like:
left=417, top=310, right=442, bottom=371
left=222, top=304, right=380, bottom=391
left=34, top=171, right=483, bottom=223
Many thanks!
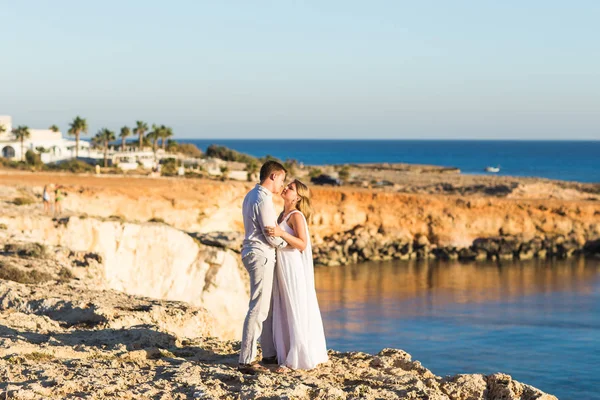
left=1, top=216, right=249, bottom=340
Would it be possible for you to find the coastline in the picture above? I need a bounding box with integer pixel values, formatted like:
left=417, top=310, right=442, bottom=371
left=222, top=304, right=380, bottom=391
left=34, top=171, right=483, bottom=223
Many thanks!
left=1, top=169, right=597, bottom=398
left=178, top=139, right=600, bottom=184
left=0, top=215, right=559, bottom=399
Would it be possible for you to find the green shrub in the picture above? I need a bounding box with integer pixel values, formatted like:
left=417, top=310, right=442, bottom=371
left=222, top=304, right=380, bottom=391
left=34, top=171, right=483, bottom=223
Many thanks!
left=176, top=143, right=203, bottom=158
left=338, top=166, right=350, bottom=182
left=245, top=160, right=259, bottom=181
left=0, top=262, right=53, bottom=284
left=206, top=144, right=257, bottom=164
left=12, top=197, right=35, bottom=206
left=4, top=242, right=47, bottom=258
left=220, top=165, right=229, bottom=179
left=0, top=224, right=7, bottom=230
left=48, top=159, right=94, bottom=173
left=309, top=168, right=322, bottom=178
left=58, top=267, right=74, bottom=281
left=160, top=158, right=178, bottom=176
left=25, top=150, right=43, bottom=167
left=24, top=352, right=55, bottom=362
left=283, top=159, right=298, bottom=177
left=0, top=159, right=28, bottom=170
left=166, top=139, right=178, bottom=153
left=184, top=170, right=204, bottom=179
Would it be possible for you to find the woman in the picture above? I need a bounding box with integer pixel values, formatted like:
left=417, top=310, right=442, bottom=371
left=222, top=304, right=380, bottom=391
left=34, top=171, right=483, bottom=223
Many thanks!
left=265, top=179, right=328, bottom=371
left=42, top=184, right=53, bottom=215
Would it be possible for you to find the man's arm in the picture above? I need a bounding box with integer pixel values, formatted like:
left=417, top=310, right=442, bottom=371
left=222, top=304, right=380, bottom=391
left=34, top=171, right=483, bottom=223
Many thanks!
left=257, top=199, right=287, bottom=248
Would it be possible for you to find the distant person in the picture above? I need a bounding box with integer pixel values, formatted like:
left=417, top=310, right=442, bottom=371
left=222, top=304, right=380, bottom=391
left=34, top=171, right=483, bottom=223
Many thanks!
left=54, top=185, right=64, bottom=215
left=42, top=184, right=53, bottom=214
left=95, top=164, right=101, bottom=174
left=265, top=179, right=328, bottom=371
left=238, top=161, right=288, bottom=374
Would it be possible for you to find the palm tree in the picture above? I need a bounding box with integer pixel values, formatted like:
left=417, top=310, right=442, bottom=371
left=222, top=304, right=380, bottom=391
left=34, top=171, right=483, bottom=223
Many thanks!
left=0, top=124, right=7, bottom=135
left=166, top=139, right=178, bottom=153
left=12, top=125, right=31, bottom=162
left=90, top=135, right=102, bottom=149
left=119, top=126, right=131, bottom=150
left=147, top=124, right=161, bottom=154
left=49, top=125, right=60, bottom=132
left=161, top=126, right=173, bottom=150
left=133, top=121, right=149, bottom=149
left=68, top=116, right=88, bottom=159
left=96, top=128, right=116, bottom=167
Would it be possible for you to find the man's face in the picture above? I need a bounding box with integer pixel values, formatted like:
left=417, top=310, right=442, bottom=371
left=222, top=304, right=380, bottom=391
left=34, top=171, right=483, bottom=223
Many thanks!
left=273, top=171, right=286, bottom=194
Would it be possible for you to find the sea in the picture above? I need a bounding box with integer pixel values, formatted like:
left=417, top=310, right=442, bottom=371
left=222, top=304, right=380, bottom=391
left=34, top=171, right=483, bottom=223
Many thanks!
left=179, top=140, right=599, bottom=183
left=314, top=258, right=600, bottom=400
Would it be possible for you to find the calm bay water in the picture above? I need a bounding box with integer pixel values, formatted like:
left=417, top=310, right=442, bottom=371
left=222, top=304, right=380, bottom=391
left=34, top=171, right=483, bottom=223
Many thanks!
left=180, top=140, right=600, bottom=183
left=314, top=258, right=600, bottom=400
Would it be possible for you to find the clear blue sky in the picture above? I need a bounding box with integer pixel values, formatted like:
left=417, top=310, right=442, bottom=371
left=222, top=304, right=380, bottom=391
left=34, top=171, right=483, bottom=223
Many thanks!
left=1, top=1, right=599, bottom=139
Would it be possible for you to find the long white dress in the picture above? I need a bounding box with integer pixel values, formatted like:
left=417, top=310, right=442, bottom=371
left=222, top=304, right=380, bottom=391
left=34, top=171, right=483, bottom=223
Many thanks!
left=272, top=210, right=328, bottom=369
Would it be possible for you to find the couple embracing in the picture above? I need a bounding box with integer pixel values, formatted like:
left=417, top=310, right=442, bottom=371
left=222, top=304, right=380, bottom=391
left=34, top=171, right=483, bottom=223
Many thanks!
left=238, top=160, right=328, bottom=374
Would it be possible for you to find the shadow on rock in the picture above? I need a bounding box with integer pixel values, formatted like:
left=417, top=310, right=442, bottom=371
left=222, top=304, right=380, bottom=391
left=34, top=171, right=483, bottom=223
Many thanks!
left=51, top=325, right=178, bottom=351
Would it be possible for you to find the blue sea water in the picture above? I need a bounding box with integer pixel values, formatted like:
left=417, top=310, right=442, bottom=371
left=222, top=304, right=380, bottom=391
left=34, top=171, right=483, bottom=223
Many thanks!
left=179, top=139, right=599, bottom=183
left=314, top=259, right=600, bottom=400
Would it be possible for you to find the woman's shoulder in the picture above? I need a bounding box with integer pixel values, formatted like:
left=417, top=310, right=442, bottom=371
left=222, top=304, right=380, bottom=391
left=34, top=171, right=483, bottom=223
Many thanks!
left=288, top=211, right=307, bottom=224
left=289, top=210, right=305, bottom=218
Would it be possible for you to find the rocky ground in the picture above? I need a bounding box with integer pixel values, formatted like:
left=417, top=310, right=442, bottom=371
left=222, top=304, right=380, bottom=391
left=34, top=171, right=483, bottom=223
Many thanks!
left=0, top=243, right=557, bottom=399
left=0, top=169, right=593, bottom=399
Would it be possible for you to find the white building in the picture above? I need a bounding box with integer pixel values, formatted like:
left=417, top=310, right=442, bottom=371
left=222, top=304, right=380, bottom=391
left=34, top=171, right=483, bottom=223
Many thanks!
left=112, top=150, right=161, bottom=170
left=0, top=115, right=90, bottom=163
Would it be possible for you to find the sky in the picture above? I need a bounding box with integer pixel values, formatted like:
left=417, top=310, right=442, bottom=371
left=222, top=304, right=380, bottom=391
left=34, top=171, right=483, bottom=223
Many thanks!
left=1, top=1, right=599, bottom=140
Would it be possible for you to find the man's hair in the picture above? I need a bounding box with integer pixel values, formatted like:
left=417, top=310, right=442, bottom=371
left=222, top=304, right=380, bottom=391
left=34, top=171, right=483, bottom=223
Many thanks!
left=260, top=160, right=287, bottom=182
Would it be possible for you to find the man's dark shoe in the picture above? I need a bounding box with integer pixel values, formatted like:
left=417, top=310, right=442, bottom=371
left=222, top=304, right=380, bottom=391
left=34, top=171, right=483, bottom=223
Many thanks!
left=238, top=363, right=269, bottom=375
left=261, top=356, right=278, bottom=365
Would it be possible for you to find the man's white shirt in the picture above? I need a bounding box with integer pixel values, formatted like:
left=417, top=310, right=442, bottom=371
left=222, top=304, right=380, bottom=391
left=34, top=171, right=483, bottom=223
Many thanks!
left=241, top=184, right=287, bottom=259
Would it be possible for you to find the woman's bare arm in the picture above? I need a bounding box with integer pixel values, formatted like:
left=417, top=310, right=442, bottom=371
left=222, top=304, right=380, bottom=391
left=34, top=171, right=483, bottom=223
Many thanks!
left=266, top=213, right=308, bottom=251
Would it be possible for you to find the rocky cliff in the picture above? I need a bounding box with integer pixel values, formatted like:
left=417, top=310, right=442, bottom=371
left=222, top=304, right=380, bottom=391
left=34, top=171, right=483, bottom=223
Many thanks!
left=0, top=172, right=575, bottom=398
left=0, top=214, right=248, bottom=340
left=2, top=173, right=597, bottom=267
left=1, top=172, right=598, bottom=245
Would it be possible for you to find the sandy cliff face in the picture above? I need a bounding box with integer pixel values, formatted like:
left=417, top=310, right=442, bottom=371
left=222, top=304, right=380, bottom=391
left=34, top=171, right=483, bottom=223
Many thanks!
left=310, top=188, right=600, bottom=246
left=2, top=173, right=597, bottom=249
left=0, top=215, right=249, bottom=340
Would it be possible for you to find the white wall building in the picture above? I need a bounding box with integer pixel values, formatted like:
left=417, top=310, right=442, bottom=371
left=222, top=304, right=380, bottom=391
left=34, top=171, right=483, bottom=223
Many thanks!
left=0, top=115, right=89, bottom=163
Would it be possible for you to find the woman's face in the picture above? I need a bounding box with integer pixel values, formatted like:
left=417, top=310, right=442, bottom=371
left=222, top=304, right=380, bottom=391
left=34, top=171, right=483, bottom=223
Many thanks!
left=281, top=182, right=299, bottom=203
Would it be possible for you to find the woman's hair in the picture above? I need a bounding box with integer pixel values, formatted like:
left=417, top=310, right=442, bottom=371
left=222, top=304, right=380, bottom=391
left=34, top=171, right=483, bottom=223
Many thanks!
left=293, top=179, right=312, bottom=221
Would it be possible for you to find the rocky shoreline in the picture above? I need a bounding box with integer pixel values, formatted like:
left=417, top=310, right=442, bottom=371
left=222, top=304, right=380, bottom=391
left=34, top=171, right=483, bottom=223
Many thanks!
left=0, top=171, right=596, bottom=399
left=0, top=243, right=558, bottom=399
left=313, top=225, right=600, bottom=266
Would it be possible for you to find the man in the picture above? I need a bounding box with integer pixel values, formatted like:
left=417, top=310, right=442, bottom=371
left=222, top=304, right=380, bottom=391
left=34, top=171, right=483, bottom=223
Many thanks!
left=238, top=160, right=288, bottom=374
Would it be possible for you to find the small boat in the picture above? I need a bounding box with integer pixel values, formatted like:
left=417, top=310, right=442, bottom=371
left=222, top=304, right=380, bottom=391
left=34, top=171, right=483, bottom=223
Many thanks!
left=485, top=166, right=500, bottom=173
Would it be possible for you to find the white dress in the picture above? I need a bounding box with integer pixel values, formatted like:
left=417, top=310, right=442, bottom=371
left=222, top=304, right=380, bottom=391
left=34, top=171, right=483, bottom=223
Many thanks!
left=272, top=210, right=329, bottom=369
